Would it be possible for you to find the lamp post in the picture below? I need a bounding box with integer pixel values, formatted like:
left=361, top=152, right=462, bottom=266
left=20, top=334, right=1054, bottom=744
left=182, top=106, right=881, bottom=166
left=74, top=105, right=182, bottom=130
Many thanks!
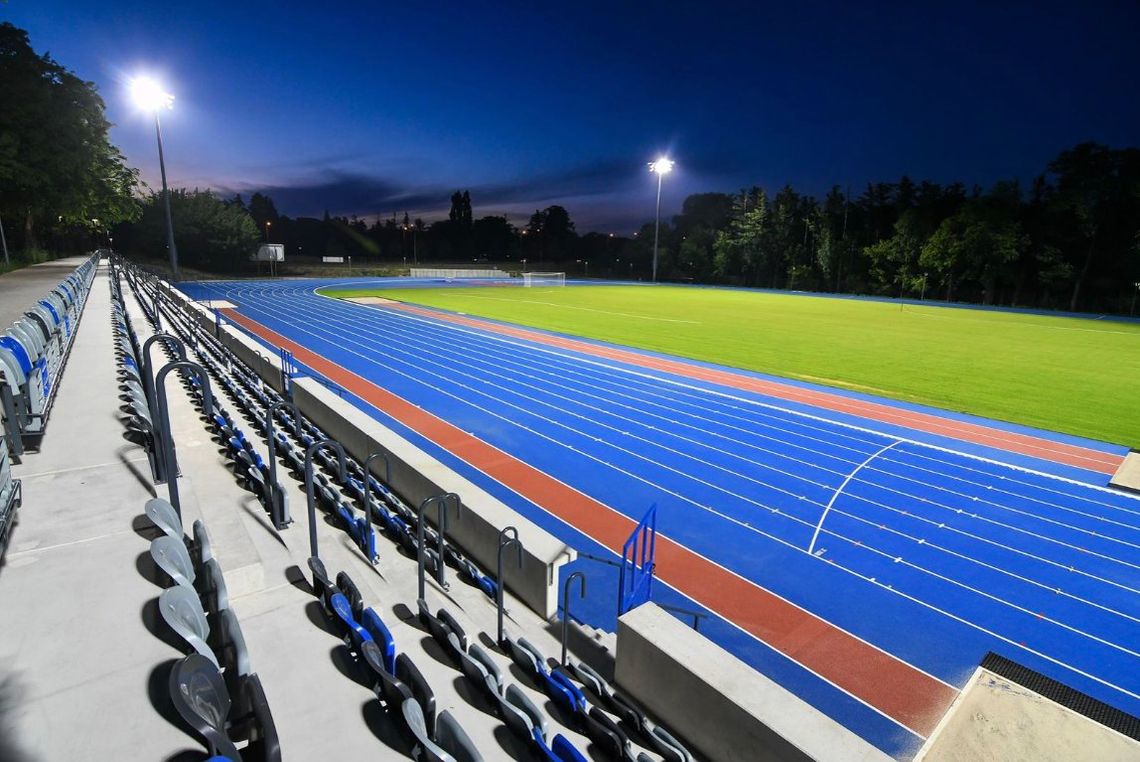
left=265, top=220, right=272, bottom=241
left=131, top=77, right=179, bottom=281
left=648, top=157, right=673, bottom=283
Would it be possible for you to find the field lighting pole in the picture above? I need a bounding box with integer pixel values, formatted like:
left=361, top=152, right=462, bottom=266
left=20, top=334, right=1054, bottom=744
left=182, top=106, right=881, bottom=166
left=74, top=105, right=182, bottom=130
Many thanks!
left=649, top=157, right=673, bottom=283
left=131, top=77, right=180, bottom=281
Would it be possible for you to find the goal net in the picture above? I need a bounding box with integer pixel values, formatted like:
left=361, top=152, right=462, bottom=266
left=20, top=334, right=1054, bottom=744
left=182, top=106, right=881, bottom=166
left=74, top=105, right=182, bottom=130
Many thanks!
left=522, top=271, right=566, bottom=287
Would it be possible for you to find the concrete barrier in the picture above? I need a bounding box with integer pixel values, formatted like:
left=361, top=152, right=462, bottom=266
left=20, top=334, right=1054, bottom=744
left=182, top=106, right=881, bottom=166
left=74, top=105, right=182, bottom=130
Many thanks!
left=615, top=603, right=890, bottom=762
left=292, top=378, right=575, bottom=618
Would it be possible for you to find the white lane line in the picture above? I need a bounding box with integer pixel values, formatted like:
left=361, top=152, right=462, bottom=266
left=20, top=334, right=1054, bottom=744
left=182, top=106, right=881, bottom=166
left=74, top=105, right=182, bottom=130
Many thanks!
left=810, top=441, right=901, bottom=555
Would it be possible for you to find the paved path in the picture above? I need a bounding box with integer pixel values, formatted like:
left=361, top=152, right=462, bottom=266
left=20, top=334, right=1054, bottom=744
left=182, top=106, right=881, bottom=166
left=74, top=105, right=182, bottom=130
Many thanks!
left=0, top=256, right=92, bottom=328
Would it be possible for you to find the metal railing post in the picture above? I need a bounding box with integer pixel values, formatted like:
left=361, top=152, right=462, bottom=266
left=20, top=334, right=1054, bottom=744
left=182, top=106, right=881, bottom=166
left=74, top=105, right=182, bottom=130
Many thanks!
left=363, top=449, right=391, bottom=521
left=154, top=360, right=213, bottom=520
left=496, top=526, right=522, bottom=645
left=141, top=334, right=186, bottom=483
left=561, top=571, right=586, bottom=666
left=265, top=400, right=300, bottom=528
left=416, top=493, right=459, bottom=602
left=435, top=493, right=462, bottom=590
left=304, top=439, right=348, bottom=562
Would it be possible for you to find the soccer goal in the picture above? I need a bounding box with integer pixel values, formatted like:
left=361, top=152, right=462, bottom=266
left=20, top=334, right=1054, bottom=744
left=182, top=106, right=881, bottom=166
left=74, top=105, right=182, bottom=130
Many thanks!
left=522, top=271, right=566, bottom=287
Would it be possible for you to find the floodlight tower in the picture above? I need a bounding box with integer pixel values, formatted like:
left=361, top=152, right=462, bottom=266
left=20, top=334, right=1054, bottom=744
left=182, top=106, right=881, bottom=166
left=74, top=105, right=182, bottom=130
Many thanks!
left=131, top=77, right=179, bottom=281
left=649, top=157, right=674, bottom=283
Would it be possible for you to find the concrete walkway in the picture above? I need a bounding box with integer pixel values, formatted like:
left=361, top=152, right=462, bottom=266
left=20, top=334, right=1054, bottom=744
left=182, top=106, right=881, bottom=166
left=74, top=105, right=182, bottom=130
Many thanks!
left=0, top=256, right=92, bottom=328
left=0, top=262, right=192, bottom=760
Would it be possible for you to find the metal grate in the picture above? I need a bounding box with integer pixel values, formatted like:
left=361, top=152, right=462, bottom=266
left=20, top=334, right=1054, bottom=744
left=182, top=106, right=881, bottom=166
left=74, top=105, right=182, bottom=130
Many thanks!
left=980, top=652, right=1140, bottom=741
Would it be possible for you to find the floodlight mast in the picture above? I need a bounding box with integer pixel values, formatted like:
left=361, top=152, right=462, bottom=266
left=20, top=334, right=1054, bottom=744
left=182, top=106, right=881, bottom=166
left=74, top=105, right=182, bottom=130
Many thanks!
left=649, top=157, right=674, bottom=283
left=131, top=77, right=180, bottom=282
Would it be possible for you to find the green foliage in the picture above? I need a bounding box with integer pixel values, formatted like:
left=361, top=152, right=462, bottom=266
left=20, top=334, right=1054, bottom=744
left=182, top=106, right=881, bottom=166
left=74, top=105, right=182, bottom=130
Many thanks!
left=328, top=284, right=1140, bottom=446
left=123, top=190, right=259, bottom=272
left=0, top=23, right=140, bottom=251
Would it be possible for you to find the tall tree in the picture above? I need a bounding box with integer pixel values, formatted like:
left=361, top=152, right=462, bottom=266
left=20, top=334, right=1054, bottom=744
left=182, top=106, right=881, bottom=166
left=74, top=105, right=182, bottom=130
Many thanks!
left=0, top=22, right=140, bottom=251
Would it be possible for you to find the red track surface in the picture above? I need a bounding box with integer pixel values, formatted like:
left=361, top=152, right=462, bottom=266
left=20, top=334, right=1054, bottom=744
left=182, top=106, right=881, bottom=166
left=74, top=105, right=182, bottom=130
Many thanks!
left=222, top=307, right=959, bottom=737
left=389, top=303, right=1123, bottom=475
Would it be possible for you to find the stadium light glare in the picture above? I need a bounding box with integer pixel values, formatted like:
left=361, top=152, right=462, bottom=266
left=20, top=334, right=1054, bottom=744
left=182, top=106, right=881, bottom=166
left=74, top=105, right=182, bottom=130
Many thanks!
left=648, top=156, right=674, bottom=282
left=130, top=75, right=179, bottom=280
left=130, top=77, right=174, bottom=112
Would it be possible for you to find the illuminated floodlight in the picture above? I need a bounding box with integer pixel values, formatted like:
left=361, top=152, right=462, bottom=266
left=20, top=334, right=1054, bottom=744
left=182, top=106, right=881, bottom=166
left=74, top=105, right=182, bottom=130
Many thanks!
left=129, top=74, right=179, bottom=280
left=648, top=156, right=674, bottom=282
left=130, top=77, right=174, bottom=112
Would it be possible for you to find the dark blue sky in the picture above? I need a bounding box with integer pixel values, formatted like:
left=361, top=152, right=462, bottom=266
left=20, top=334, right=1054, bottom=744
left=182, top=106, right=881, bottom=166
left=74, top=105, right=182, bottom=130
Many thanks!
left=5, top=1, right=1139, bottom=232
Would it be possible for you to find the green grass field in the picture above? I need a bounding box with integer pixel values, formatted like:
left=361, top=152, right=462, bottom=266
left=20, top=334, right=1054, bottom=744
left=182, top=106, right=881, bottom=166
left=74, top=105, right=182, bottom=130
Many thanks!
left=320, top=284, right=1140, bottom=447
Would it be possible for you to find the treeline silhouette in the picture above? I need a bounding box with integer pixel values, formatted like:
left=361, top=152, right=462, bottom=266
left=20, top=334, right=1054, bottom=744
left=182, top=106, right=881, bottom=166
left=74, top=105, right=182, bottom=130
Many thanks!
left=115, top=141, right=1140, bottom=316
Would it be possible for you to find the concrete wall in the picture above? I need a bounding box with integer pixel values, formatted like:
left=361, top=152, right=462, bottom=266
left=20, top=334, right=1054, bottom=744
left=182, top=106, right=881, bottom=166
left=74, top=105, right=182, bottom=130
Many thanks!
left=615, top=603, right=889, bottom=762
left=292, top=379, right=574, bottom=618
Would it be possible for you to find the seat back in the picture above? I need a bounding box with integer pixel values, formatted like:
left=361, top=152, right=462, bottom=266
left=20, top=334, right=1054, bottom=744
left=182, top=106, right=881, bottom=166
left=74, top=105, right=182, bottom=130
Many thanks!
left=307, top=556, right=336, bottom=610
left=401, top=698, right=455, bottom=762
left=201, top=558, right=230, bottom=617
left=218, top=608, right=251, bottom=680
left=159, top=586, right=217, bottom=664
left=436, top=608, right=468, bottom=651
left=145, top=497, right=183, bottom=539
left=151, top=535, right=196, bottom=588
left=504, top=636, right=541, bottom=680
left=360, top=608, right=397, bottom=675
left=168, top=653, right=241, bottom=760
left=435, top=710, right=484, bottom=762
left=551, top=733, right=588, bottom=762
left=466, top=643, right=503, bottom=695
left=395, top=653, right=436, bottom=737
left=335, top=570, right=363, bottom=621
left=232, top=673, right=281, bottom=762
left=192, top=519, right=214, bottom=568
left=583, top=706, right=630, bottom=760
left=505, top=683, right=548, bottom=743
left=330, top=592, right=372, bottom=651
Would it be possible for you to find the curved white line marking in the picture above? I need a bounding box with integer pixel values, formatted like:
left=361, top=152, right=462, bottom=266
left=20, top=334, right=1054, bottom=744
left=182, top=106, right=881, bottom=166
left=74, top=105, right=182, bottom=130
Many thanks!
left=809, top=440, right=901, bottom=555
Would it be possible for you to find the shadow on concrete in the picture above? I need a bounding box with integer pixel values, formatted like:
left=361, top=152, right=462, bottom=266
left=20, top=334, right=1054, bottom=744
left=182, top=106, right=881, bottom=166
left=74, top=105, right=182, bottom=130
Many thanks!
left=132, top=513, right=163, bottom=542
left=136, top=550, right=168, bottom=589
left=492, top=723, right=534, bottom=760
left=304, top=599, right=338, bottom=636
left=451, top=674, right=498, bottom=720
left=477, top=631, right=502, bottom=654
left=238, top=496, right=287, bottom=548
left=391, top=602, right=425, bottom=631
left=146, top=658, right=198, bottom=748
left=284, top=564, right=312, bottom=595
left=507, top=661, right=541, bottom=693
left=117, top=445, right=157, bottom=497
left=140, top=596, right=186, bottom=654
left=328, top=645, right=367, bottom=687
left=162, top=750, right=209, bottom=762
left=0, top=673, right=35, bottom=762
left=360, top=698, right=413, bottom=756
left=416, top=635, right=455, bottom=670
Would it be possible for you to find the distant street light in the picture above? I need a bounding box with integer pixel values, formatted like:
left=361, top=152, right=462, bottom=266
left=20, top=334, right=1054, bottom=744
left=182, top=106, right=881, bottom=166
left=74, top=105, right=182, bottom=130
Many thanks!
left=649, top=157, right=674, bottom=283
left=131, top=76, right=179, bottom=281
left=0, top=213, right=9, bottom=267
left=265, top=220, right=272, bottom=241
